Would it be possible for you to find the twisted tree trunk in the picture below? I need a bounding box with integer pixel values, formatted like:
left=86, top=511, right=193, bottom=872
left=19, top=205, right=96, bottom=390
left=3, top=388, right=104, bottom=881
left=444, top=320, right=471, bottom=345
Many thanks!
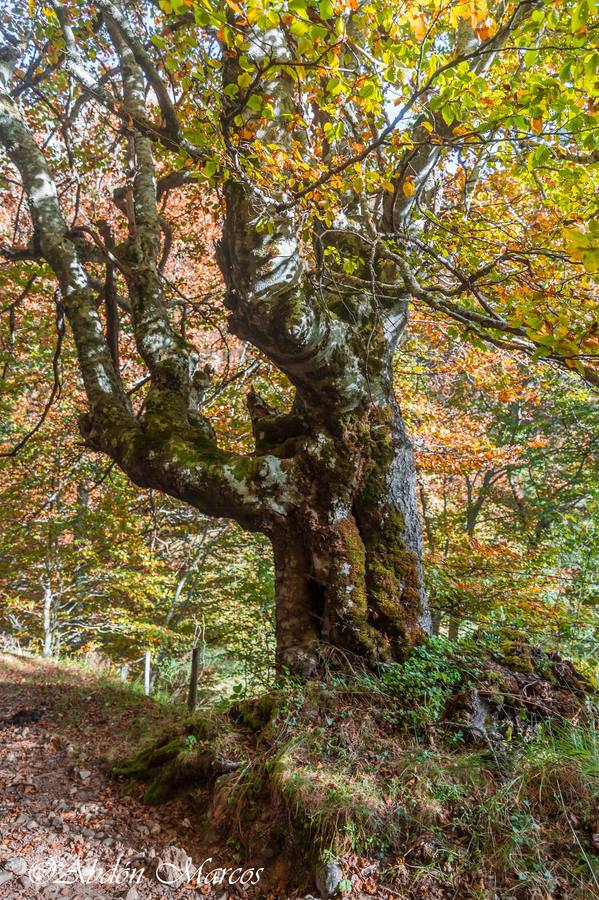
left=0, top=4, right=431, bottom=676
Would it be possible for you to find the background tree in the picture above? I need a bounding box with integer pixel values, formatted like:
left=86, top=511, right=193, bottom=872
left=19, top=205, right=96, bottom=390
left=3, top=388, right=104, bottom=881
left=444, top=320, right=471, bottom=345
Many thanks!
left=397, top=312, right=598, bottom=654
left=0, top=0, right=596, bottom=674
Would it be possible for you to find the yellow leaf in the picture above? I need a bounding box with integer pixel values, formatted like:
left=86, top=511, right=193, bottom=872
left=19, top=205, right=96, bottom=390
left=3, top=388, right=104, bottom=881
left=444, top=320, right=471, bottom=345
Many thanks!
left=470, top=0, right=488, bottom=27
left=410, top=13, right=427, bottom=40
left=531, top=117, right=543, bottom=134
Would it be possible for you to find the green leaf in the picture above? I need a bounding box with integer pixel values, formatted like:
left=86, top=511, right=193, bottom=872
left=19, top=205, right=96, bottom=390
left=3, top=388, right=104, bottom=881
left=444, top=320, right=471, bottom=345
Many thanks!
left=326, top=75, right=343, bottom=96
left=319, top=0, right=334, bottom=20
left=440, top=103, right=454, bottom=126
left=571, top=0, right=589, bottom=32
left=359, top=80, right=376, bottom=99
left=237, top=71, right=253, bottom=89
left=246, top=94, right=263, bottom=112
left=524, top=49, right=538, bottom=67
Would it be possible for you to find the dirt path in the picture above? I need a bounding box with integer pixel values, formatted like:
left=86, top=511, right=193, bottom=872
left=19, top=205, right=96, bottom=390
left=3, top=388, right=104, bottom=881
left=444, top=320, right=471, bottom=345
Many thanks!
left=0, top=654, right=301, bottom=899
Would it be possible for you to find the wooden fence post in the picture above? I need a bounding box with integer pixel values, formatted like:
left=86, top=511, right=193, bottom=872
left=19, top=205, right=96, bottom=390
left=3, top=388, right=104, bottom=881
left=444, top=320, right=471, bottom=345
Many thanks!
left=144, top=651, right=152, bottom=696
left=188, top=646, right=200, bottom=712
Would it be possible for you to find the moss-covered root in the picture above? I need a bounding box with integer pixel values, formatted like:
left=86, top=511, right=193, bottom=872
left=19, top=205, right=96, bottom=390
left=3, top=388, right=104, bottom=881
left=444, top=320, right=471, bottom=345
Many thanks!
left=112, top=708, right=257, bottom=804
left=229, top=693, right=280, bottom=733
left=112, top=733, right=186, bottom=780
left=113, top=732, right=216, bottom=803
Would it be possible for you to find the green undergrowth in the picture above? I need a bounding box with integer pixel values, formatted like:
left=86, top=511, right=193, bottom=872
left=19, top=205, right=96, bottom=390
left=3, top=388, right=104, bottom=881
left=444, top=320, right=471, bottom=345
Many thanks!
left=113, top=637, right=599, bottom=898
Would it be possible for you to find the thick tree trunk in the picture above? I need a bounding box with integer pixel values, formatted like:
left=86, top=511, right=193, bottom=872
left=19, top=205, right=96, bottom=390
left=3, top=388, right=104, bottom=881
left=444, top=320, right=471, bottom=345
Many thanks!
left=272, top=524, right=322, bottom=674
left=271, top=395, right=431, bottom=675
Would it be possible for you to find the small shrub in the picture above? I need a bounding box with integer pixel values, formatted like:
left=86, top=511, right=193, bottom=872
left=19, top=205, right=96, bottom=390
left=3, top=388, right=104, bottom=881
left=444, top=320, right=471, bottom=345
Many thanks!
left=380, top=637, right=476, bottom=730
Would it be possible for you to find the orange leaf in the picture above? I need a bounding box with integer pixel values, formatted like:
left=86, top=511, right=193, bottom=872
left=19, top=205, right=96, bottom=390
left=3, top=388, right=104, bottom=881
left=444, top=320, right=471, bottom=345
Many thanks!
left=402, top=177, right=416, bottom=198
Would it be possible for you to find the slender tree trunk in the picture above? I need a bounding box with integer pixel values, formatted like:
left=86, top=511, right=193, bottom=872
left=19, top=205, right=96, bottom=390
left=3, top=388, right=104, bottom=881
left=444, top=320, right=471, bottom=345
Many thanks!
left=448, top=617, right=460, bottom=641
left=42, top=581, right=54, bottom=658
left=144, top=651, right=152, bottom=696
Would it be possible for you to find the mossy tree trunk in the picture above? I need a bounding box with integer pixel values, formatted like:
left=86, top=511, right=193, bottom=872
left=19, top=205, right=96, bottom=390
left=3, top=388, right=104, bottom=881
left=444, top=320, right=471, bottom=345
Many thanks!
left=267, top=395, right=430, bottom=673
left=0, top=7, right=430, bottom=676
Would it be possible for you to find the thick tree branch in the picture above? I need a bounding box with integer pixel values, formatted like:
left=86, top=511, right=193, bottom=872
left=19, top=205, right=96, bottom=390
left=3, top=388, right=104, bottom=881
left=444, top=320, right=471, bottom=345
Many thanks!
left=0, top=37, right=304, bottom=528
left=49, top=0, right=204, bottom=159
left=0, top=75, right=131, bottom=419
left=383, top=0, right=547, bottom=229
left=271, top=2, right=545, bottom=218
left=97, top=0, right=181, bottom=139
left=218, top=28, right=373, bottom=411
left=107, top=16, right=206, bottom=421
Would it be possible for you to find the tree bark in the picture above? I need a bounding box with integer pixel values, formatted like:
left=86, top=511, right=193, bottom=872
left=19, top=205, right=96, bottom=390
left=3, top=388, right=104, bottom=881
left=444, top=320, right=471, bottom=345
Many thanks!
left=268, top=391, right=431, bottom=674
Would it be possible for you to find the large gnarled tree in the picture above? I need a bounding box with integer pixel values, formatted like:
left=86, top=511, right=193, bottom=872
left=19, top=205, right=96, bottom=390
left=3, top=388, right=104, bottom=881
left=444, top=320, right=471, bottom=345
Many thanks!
left=1, top=0, right=596, bottom=672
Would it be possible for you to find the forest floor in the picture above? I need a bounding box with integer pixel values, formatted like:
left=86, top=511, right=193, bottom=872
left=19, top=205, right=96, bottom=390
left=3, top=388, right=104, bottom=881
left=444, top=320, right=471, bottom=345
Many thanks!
left=1, top=649, right=597, bottom=900
left=0, top=653, right=307, bottom=899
